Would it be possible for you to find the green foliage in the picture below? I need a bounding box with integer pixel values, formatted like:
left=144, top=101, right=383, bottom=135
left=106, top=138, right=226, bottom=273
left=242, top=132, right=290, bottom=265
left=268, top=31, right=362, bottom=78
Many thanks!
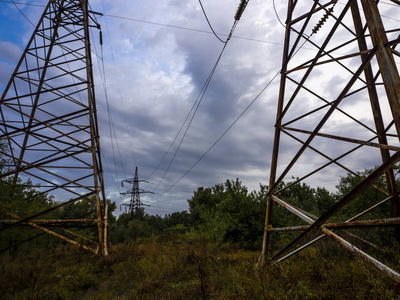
left=165, top=210, right=191, bottom=228
left=110, top=210, right=192, bottom=244
left=188, top=178, right=266, bottom=248
left=332, top=169, right=397, bottom=249
left=334, top=169, right=390, bottom=221
left=0, top=176, right=58, bottom=255
left=1, top=237, right=399, bottom=299
left=111, top=212, right=168, bottom=243
left=3, top=158, right=400, bottom=298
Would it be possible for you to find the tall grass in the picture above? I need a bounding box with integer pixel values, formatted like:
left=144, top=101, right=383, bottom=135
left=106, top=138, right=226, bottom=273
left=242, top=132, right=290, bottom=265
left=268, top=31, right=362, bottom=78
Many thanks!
left=1, top=234, right=399, bottom=299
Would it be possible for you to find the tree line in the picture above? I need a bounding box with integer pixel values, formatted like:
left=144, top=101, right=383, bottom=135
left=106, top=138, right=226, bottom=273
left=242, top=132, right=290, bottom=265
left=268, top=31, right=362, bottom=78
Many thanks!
left=110, top=166, right=398, bottom=250
left=1, top=132, right=398, bottom=254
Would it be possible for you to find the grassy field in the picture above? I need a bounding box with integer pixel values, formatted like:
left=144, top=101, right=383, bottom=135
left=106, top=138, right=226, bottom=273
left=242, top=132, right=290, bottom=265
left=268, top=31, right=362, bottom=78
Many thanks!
left=1, top=234, right=400, bottom=299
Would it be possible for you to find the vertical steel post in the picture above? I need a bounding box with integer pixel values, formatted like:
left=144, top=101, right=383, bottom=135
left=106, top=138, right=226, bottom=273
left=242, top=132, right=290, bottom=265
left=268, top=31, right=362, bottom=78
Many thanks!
left=82, top=0, right=104, bottom=255
left=259, top=0, right=293, bottom=265
left=352, top=0, right=400, bottom=240
left=359, top=0, right=400, bottom=224
left=104, top=204, right=108, bottom=256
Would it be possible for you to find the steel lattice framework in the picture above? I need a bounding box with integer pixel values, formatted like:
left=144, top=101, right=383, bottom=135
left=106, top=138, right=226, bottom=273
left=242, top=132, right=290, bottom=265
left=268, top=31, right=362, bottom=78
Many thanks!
left=261, top=0, right=400, bottom=282
left=121, top=167, right=153, bottom=219
left=0, top=0, right=107, bottom=255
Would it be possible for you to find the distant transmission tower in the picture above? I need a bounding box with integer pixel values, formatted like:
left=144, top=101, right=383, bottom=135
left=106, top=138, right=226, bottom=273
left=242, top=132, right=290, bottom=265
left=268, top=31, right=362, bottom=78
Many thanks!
left=0, top=0, right=107, bottom=255
left=121, top=167, right=153, bottom=218
left=260, top=0, right=400, bottom=282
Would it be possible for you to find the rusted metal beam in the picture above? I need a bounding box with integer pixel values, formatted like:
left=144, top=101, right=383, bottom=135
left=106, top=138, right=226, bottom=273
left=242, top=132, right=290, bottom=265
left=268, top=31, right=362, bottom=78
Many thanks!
left=283, top=76, right=374, bottom=133
left=271, top=195, right=400, bottom=282
left=6, top=212, right=97, bottom=254
left=321, top=227, right=400, bottom=283
left=0, top=219, right=96, bottom=224
left=260, top=0, right=294, bottom=266
left=0, top=191, right=96, bottom=232
left=270, top=217, right=400, bottom=231
left=272, top=195, right=313, bottom=224
left=61, top=228, right=98, bottom=246
left=272, top=150, right=400, bottom=262
left=288, top=1, right=337, bottom=26
left=275, top=1, right=353, bottom=129
left=82, top=0, right=104, bottom=255
left=346, top=196, right=392, bottom=222
left=289, top=30, right=362, bottom=84
left=285, top=50, right=372, bottom=74
left=104, top=204, right=108, bottom=256
left=287, top=1, right=319, bottom=61
left=326, top=218, right=400, bottom=229
left=360, top=0, right=400, bottom=137
left=352, top=1, right=400, bottom=236
left=281, top=126, right=400, bottom=152
left=271, top=194, right=391, bottom=258
left=278, top=129, right=389, bottom=197
left=269, top=225, right=309, bottom=232
left=340, top=230, right=388, bottom=254
left=272, top=46, right=377, bottom=193
left=277, top=235, right=326, bottom=263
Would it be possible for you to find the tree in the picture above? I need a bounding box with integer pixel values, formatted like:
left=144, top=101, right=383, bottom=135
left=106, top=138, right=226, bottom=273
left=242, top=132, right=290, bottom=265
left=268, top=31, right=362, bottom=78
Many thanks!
left=0, top=177, right=58, bottom=255
left=333, top=169, right=395, bottom=247
left=165, top=211, right=191, bottom=228
left=188, top=185, right=224, bottom=226
left=187, top=179, right=266, bottom=248
left=57, top=196, right=116, bottom=242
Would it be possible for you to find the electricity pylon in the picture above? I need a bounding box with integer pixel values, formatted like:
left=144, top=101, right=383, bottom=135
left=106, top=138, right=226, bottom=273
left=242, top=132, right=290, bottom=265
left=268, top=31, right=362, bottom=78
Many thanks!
left=121, top=167, right=153, bottom=219
left=0, top=0, right=107, bottom=255
left=261, top=0, right=400, bottom=282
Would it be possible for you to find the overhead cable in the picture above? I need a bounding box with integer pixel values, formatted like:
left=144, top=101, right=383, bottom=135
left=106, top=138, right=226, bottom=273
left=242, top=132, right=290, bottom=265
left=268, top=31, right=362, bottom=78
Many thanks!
left=198, top=0, right=226, bottom=43
left=100, top=0, right=138, bottom=169
left=152, top=41, right=229, bottom=191
left=273, top=0, right=285, bottom=28
left=154, top=71, right=281, bottom=200
left=10, top=0, right=34, bottom=26
left=150, top=2, right=244, bottom=191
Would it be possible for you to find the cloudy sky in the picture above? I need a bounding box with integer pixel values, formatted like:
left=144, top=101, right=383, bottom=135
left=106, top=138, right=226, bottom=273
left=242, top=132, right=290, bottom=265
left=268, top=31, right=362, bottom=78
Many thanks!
left=1, top=0, right=399, bottom=216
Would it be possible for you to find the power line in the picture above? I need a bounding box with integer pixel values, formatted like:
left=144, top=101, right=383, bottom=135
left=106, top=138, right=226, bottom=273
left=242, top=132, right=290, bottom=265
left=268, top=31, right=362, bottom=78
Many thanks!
left=0, top=0, right=45, bottom=7
left=9, top=0, right=35, bottom=26
left=198, top=0, right=226, bottom=43
left=273, top=0, right=285, bottom=28
left=144, top=180, right=193, bottom=194
left=100, top=0, right=138, bottom=169
left=90, top=24, right=128, bottom=187
left=152, top=42, right=228, bottom=190
left=102, top=13, right=287, bottom=45
left=155, top=70, right=281, bottom=199
left=151, top=12, right=241, bottom=191
left=3, top=1, right=399, bottom=30
left=15, top=0, right=284, bottom=46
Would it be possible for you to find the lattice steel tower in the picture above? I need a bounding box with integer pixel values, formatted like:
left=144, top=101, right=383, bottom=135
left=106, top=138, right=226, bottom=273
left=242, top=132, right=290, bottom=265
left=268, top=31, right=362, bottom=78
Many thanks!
left=261, top=0, right=400, bottom=282
left=121, top=167, right=153, bottom=219
left=0, top=0, right=107, bottom=254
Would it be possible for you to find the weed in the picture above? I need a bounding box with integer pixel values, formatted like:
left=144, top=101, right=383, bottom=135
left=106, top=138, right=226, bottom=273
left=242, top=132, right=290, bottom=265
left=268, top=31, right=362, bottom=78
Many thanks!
left=1, top=236, right=400, bottom=299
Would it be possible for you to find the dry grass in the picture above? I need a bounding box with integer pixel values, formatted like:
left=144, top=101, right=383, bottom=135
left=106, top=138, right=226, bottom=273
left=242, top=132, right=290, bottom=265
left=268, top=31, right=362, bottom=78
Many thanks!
left=1, top=235, right=399, bottom=299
